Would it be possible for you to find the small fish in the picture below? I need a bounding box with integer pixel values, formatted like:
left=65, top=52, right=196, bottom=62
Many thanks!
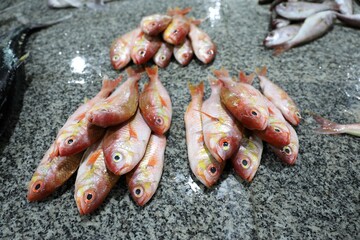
left=253, top=97, right=291, bottom=148
left=139, top=66, right=172, bottom=135
left=256, top=66, right=301, bottom=126
left=275, top=0, right=339, bottom=21
left=188, top=23, right=216, bottom=64
left=153, top=42, right=173, bottom=68
left=185, top=82, right=224, bottom=187
left=173, top=37, right=193, bottom=66
left=48, top=0, right=112, bottom=9
left=0, top=15, right=71, bottom=136
left=213, top=68, right=269, bottom=130
left=274, top=11, right=337, bottom=55
left=335, top=0, right=353, bottom=15
left=201, top=78, right=243, bottom=163
left=312, top=114, right=360, bottom=137
left=87, top=67, right=141, bottom=128
left=102, top=109, right=151, bottom=175
left=54, top=76, right=121, bottom=156
left=74, top=141, right=120, bottom=215
left=163, top=7, right=192, bottom=45
left=270, top=122, right=299, bottom=165
left=140, top=14, right=173, bottom=36
left=272, top=18, right=291, bottom=29
left=27, top=144, right=83, bottom=202
left=126, top=134, right=166, bottom=206
left=131, top=31, right=161, bottom=65
left=110, top=28, right=139, bottom=70
left=336, top=13, right=360, bottom=29
left=263, top=24, right=300, bottom=48
left=231, top=134, right=263, bottom=182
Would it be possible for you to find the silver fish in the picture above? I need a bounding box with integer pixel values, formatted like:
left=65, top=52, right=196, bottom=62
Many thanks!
left=264, top=24, right=301, bottom=48
left=312, top=114, right=360, bottom=137
left=272, top=18, right=291, bottom=29
left=335, top=0, right=353, bottom=15
left=336, top=13, right=360, bottom=29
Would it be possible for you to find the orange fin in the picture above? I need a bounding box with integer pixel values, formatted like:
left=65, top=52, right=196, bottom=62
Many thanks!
left=188, top=81, right=204, bottom=99
left=213, top=67, right=230, bottom=80
left=273, top=43, right=290, bottom=56
left=239, top=71, right=255, bottom=85
left=255, top=66, right=267, bottom=77
left=159, top=96, right=168, bottom=107
left=87, top=149, right=102, bottom=166
left=74, top=111, right=87, bottom=122
left=167, top=7, right=192, bottom=16
left=129, top=124, right=138, bottom=139
left=49, top=143, right=59, bottom=158
left=145, top=65, right=158, bottom=81
left=101, top=75, right=122, bottom=93
left=208, top=77, right=222, bottom=87
left=197, top=134, right=204, bottom=143
left=194, top=109, right=220, bottom=122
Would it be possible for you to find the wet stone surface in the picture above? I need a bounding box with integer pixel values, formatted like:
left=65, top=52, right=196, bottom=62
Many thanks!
left=0, top=0, right=359, bottom=239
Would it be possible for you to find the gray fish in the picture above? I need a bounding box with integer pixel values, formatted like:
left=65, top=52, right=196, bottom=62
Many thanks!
left=275, top=0, right=339, bottom=20
left=336, top=13, right=360, bottom=29
left=264, top=24, right=301, bottom=48
left=312, top=114, right=360, bottom=137
left=48, top=0, right=112, bottom=9
left=272, top=18, right=291, bottom=29
left=335, top=0, right=353, bottom=15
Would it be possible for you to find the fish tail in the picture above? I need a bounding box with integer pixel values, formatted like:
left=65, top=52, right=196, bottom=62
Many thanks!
left=312, top=114, right=343, bottom=135
left=101, top=75, right=122, bottom=94
left=213, top=67, right=230, bottom=80
left=126, top=66, right=144, bottom=81
left=188, top=81, right=204, bottom=99
left=273, top=43, right=291, bottom=56
left=145, top=65, right=158, bottom=82
left=255, top=66, right=267, bottom=77
left=167, top=7, right=192, bottom=16
left=238, top=71, right=255, bottom=85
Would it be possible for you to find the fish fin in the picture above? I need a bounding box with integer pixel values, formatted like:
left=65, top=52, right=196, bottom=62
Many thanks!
left=194, top=109, right=220, bottom=122
left=101, top=75, right=122, bottom=95
left=188, top=81, right=204, bottom=99
left=49, top=143, right=59, bottom=158
left=145, top=65, right=158, bottom=81
left=126, top=66, right=144, bottom=80
left=189, top=17, right=208, bottom=26
left=312, top=114, right=343, bottom=134
left=74, top=112, right=87, bottom=122
left=159, top=96, right=168, bottom=107
left=273, top=43, right=291, bottom=56
left=87, top=149, right=102, bottom=166
left=213, top=67, right=230, bottom=80
left=255, top=66, right=267, bottom=77
left=129, top=125, right=138, bottom=139
left=197, top=134, right=204, bottom=143
left=167, top=7, right=192, bottom=16
left=239, top=71, right=255, bottom=85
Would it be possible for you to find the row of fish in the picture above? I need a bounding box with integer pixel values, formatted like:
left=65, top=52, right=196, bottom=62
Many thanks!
left=27, top=65, right=172, bottom=214
left=185, top=66, right=301, bottom=186
left=110, top=7, right=216, bottom=70
left=262, top=0, right=360, bottom=55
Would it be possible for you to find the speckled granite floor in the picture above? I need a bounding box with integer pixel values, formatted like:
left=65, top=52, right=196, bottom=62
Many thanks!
left=0, top=0, right=359, bottom=239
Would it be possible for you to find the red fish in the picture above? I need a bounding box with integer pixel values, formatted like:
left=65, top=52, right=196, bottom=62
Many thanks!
left=188, top=23, right=216, bottom=64
left=173, top=37, right=193, bottom=66
left=163, top=7, right=192, bottom=45
left=153, top=42, right=173, bottom=68
left=131, top=31, right=161, bottom=65
left=140, top=14, right=172, bottom=36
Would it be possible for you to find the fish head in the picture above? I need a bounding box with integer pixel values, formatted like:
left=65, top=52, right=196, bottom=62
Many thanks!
left=163, top=25, right=187, bottom=45
left=143, top=110, right=171, bottom=135
left=265, top=120, right=291, bottom=147
left=110, top=50, right=129, bottom=70
left=275, top=2, right=291, bottom=15
left=131, top=45, right=151, bottom=65
left=154, top=52, right=170, bottom=68
left=232, top=148, right=258, bottom=182
left=103, top=146, right=134, bottom=175
left=75, top=185, right=103, bottom=215
left=263, top=30, right=280, bottom=47
left=27, top=163, right=56, bottom=202
left=287, top=109, right=302, bottom=126
left=241, top=105, right=269, bottom=130
left=141, top=18, right=161, bottom=35
left=197, top=157, right=223, bottom=187
left=128, top=179, right=155, bottom=206
left=87, top=105, right=134, bottom=128
left=198, top=44, right=216, bottom=64
left=278, top=143, right=298, bottom=165
left=211, top=135, right=240, bottom=162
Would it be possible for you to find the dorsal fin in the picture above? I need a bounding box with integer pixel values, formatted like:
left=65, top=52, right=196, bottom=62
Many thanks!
left=239, top=71, right=255, bottom=85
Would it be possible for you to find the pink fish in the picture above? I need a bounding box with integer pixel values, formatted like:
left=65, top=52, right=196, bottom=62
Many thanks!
left=312, top=114, right=360, bottom=137
left=173, top=37, right=193, bottom=66
left=74, top=141, right=120, bottom=215
left=53, top=76, right=121, bottom=156
left=126, top=134, right=166, bottom=206
left=102, top=109, right=151, bottom=175
left=256, top=66, right=301, bottom=126
left=185, top=82, right=224, bottom=187
left=131, top=31, right=161, bottom=65
left=201, top=78, right=243, bottom=163
left=139, top=66, right=172, bottom=135
left=270, top=122, right=299, bottom=165
left=110, top=28, right=139, bottom=70
left=153, top=42, right=173, bottom=68
left=140, top=14, right=172, bottom=36
left=163, top=7, right=192, bottom=45
left=87, top=67, right=142, bottom=128
left=231, top=134, right=263, bottom=182
left=27, top=143, right=83, bottom=201
left=213, top=68, right=269, bottom=130
left=253, top=96, right=291, bottom=148
left=188, top=23, right=216, bottom=64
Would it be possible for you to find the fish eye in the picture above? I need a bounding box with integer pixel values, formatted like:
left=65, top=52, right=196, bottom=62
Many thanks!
left=274, top=127, right=281, bottom=133
left=241, top=158, right=250, bottom=169
left=295, top=112, right=301, bottom=118
left=282, top=146, right=292, bottom=155
left=84, top=190, right=96, bottom=204
left=33, top=181, right=43, bottom=192
left=113, top=152, right=123, bottom=162
left=281, top=2, right=287, bottom=7
left=138, top=49, right=146, bottom=57
left=207, top=49, right=214, bottom=55
left=161, top=55, right=166, bottom=61
left=220, top=139, right=230, bottom=151
left=112, top=55, right=119, bottom=61
left=173, top=29, right=178, bottom=34
left=251, top=110, right=258, bottom=116
left=151, top=22, right=156, bottom=26
left=207, top=164, right=218, bottom=176
left=133, top=186, right=144, bottom=198
left=66, top=138, right=74, bottom=145
left=268, top=32, right=274, bottom=37
left=155, top=116, right=164, bottom=126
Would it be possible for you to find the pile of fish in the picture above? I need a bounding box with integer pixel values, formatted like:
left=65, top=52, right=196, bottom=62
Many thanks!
left=27, top=65, right=172, bottom=214
left=261, top=0, right=360, bottom=55
left=185, top=66, right=301, bottom=186
left=110, top=7, right=216, bottom=70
